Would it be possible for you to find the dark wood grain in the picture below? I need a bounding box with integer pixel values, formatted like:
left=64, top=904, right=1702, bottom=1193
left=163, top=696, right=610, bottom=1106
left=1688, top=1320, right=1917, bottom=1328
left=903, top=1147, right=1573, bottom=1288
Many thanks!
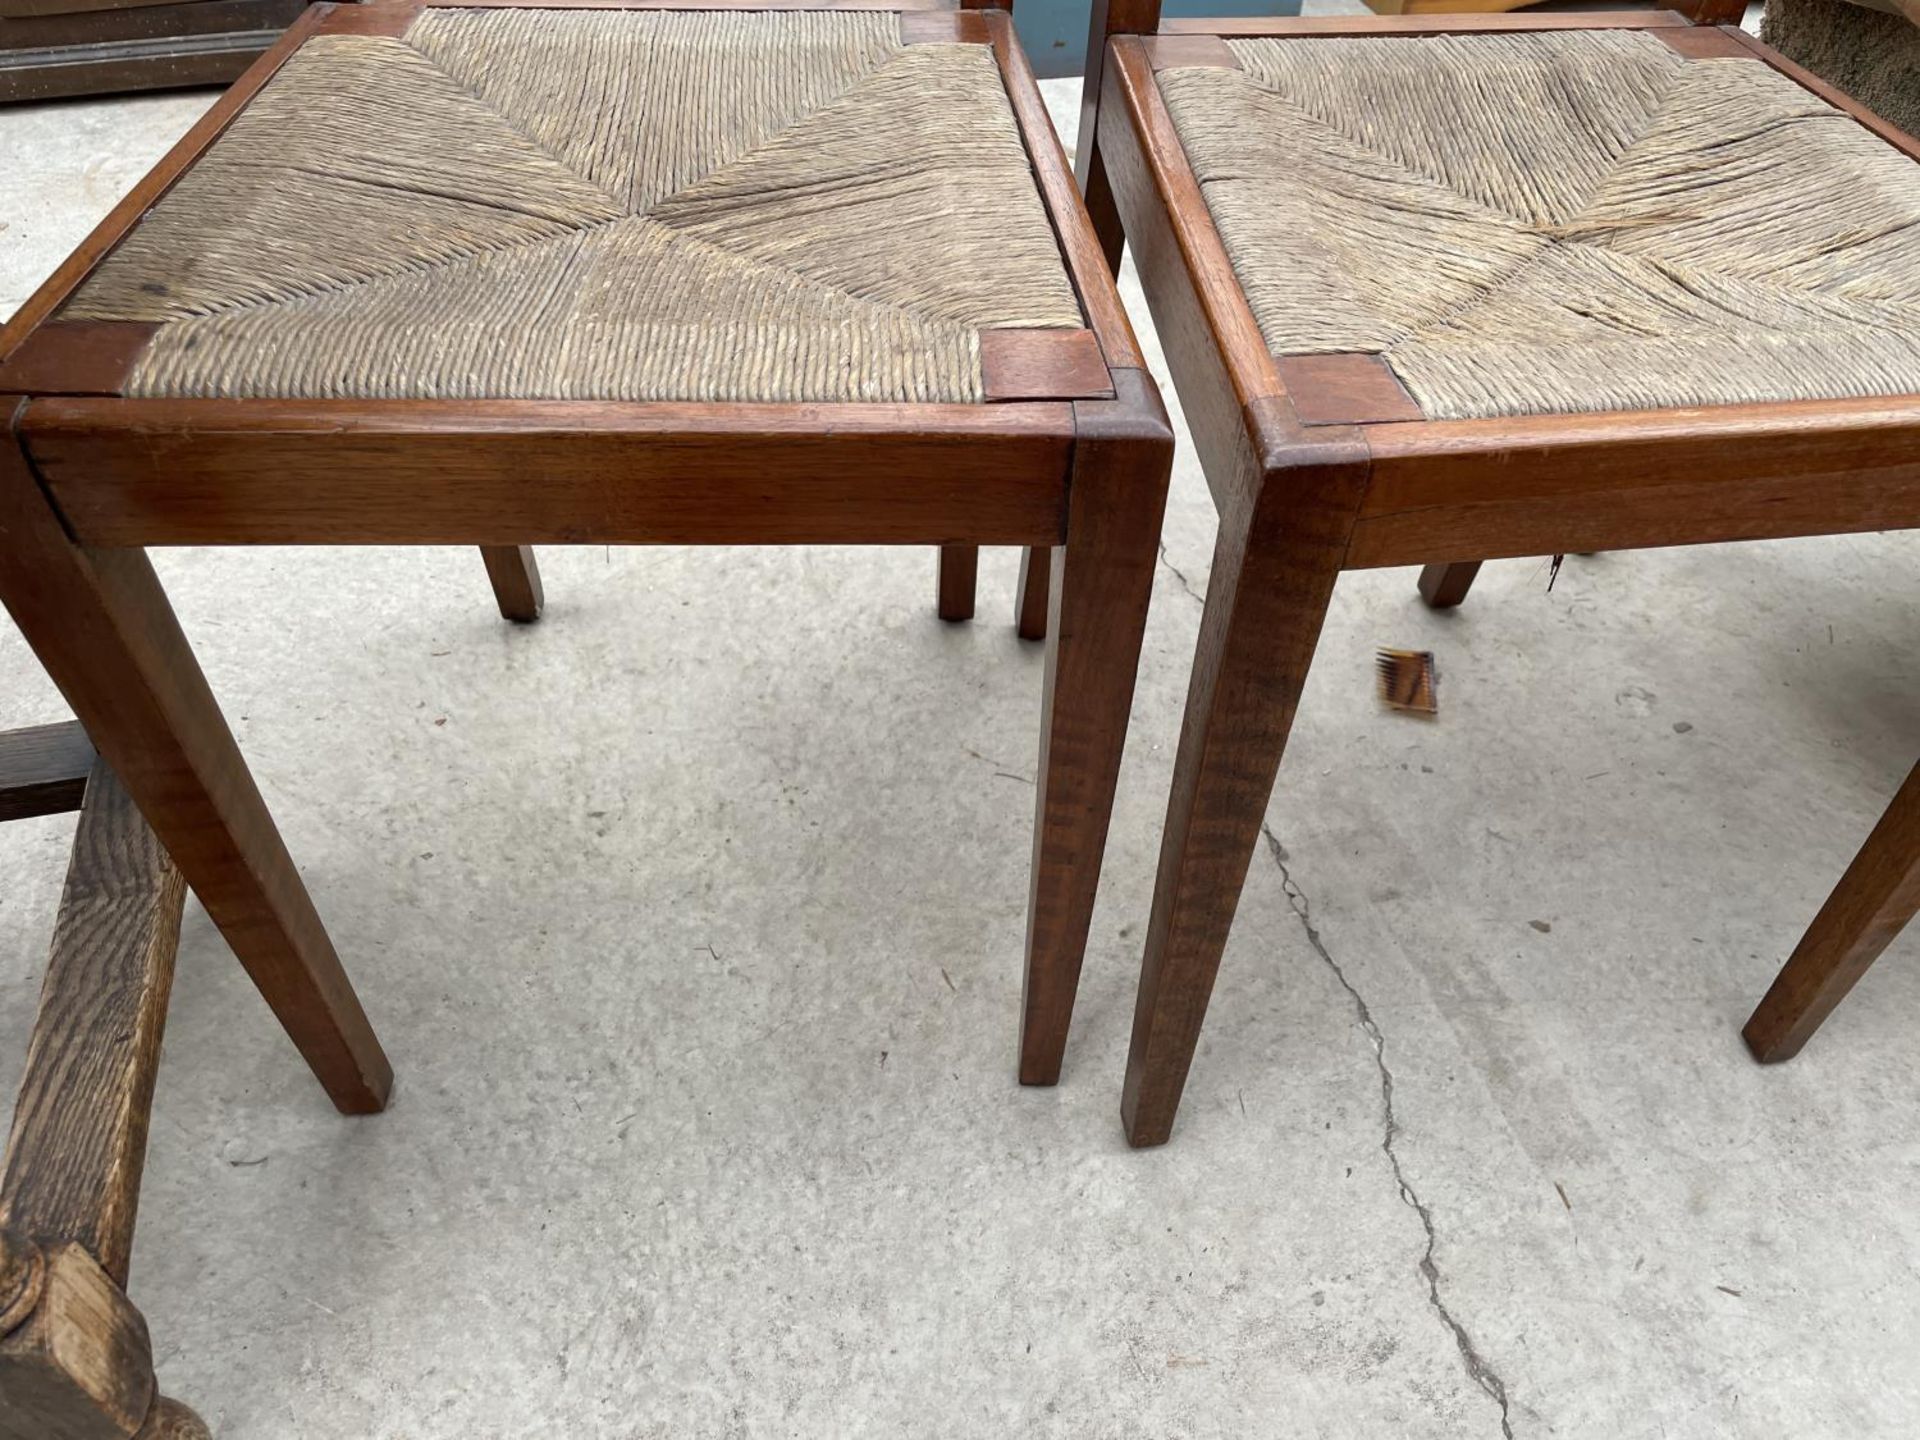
left=1074, top=0, right=1162, bottom=271
left=898, top=8, right=986, bottom=42
left=0, top=722, right=95, bottom=824
left=1143, top=33, right=1239, bottom=69
left=479, top=546, right=544, bottom=623
left=937, top=543, right=978, bottom=621
left=1654, top=25, right=1757, bottom=59
left=0, top=324, right=156, bottom=398
left=1020, top=369, right=1172, bottom=1085
left=315, top=0, right=420, bottom=35
left=0, top=400, right=391, bottom=1115
left=1015, top=546, right=1049, bottom=641
left=0, top=1237, right=155, bottom=1440
left=1416, top=560, right=1479, bottom=609
left=1744, top=760, right=1920, bottom=1062
left=1277, top=354, right=1424, bottom=427
left=1122, top=418, right=1369, bottom=1148
left=23, top=398, right=1076, bottom=546
left=1668, top=0, right=1748, bottom=26
left=986, top=9, right=1145, bottom=372
left=1, top=761, right=185, bottom=1288
left=979, top=329, right=1115, bottom=402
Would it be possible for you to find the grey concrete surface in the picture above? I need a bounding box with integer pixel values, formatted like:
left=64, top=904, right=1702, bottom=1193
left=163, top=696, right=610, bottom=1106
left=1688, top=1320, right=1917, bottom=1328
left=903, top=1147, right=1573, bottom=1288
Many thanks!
left=2, top=63, right=1917, bottom=1440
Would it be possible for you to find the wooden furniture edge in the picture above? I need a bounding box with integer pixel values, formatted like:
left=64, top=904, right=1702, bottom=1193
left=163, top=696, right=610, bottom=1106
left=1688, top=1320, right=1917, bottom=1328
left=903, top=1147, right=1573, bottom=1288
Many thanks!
left=0, top=722, right=95, bottom=824
left=981, top=329, right=1114, bottom=401
left=1726, top=26, right=1920, bottom=163
left=984, top=9, right=1146, bottom=373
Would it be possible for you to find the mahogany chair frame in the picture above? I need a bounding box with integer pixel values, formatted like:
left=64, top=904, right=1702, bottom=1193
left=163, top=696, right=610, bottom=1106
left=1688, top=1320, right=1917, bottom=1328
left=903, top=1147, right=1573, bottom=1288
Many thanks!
left=0, top=11, right=1170, bottom=1414
left=1072, top=0, right=1920, bottom=1145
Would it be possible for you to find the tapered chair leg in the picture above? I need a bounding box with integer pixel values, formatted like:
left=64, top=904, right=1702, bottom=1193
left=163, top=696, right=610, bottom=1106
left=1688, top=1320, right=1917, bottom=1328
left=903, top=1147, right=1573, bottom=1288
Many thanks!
left=937, top=544, right=979, bottom=622
left=1744, top=759, right=1920, bottom=1061
left=1016, top=547, right=1051, bottom=641
left=1019, top=376, right=1171, bottom=1085
left=0, top=408, right=391, bottom=1115
left=480, top=545, right=543, bottom=623
left=1121, top=448, right=1366, bottom=1147
left=1417, top=561, right=1481, bottom=609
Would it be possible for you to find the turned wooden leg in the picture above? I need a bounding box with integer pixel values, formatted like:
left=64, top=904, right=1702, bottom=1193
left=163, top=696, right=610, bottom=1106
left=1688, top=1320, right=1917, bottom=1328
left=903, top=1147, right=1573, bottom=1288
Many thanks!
left=1019, top=374, right=1171, bottom=1084
left=0, top=406, right=391, bottom=1115
left=937, top=544, right=978, bottom=622
left=479, top=545, right=543, bottom=623
left=1744, top=760, right=1920, bottom=1062
left=1122, top=445, right=1367, bottom=1147
left=1417, top=561, right=1481, bottom=610
left=1015, top=547, right=1051, bottom=641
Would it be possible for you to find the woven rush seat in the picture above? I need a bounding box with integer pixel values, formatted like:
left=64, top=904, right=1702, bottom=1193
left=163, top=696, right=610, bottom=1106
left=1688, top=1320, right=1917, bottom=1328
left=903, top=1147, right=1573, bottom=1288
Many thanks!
left=57, top=8, right=1084, bottom=404
left=1156, top=30, right=1920, bottom=420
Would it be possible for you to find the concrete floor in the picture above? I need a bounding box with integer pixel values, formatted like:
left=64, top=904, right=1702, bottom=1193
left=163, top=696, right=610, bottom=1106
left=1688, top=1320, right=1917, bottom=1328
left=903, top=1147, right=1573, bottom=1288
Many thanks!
left=3, top=59, right=1918, bottom=1440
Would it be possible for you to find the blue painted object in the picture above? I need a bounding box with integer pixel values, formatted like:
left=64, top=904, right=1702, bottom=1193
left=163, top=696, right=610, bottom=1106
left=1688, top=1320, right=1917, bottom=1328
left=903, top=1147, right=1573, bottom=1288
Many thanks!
left=1013, top=0, right=1300, bottom=78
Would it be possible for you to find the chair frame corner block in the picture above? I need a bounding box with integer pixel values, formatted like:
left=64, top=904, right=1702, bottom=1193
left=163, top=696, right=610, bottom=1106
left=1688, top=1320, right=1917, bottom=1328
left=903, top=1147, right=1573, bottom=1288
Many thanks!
left=1072, top=0, right=1920, bottom=1145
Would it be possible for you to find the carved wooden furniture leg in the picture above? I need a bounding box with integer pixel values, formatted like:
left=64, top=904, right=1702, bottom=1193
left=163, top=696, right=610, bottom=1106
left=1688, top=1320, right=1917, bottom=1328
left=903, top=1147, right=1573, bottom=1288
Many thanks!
left=1019, top=373, right=1172, bottom=1083
left=0, top=408, right=391, bottom=1116
left=0, top=755, right=207, bottom=1439
left=1416, top=560, right=1480, bottom=609
left=1744, top=760, right=1920, bottom=1061
left=937, top=543, right=979, bottom=621
left=479, top=545, right=544, bottom=623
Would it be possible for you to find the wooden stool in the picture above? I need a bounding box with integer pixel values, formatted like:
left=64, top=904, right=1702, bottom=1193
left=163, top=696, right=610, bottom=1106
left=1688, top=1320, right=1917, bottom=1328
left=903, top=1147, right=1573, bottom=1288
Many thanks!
left=0, top=3, right=1168, bottom=1410
left=0, top=723, right=208, bottom=1440
left=1074, top=2, right=1920, bottom=1145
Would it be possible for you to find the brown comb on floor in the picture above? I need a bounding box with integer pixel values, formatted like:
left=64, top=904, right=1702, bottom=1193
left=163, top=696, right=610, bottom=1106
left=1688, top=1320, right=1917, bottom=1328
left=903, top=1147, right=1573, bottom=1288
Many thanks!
left=1377, top=648, right=1438, bottom=716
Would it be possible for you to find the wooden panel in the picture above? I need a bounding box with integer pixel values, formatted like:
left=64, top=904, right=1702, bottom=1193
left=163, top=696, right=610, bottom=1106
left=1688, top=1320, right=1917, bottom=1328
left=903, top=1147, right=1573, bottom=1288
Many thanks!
left=0, top=2, right=325, bottom=362
left=1654, top=25, right=1759, bottom=60
left=0, top=325, right=156, bottom=399
left=984, top=9, right=1146, bottom=373
left=23, top=398, right=1076, bottom=546
left=0, top=0, right=183, bottom=19
left=1159, top=11, right=1690, bottom=33
left=0, top=0, right=300, bottom=51
left=980, top=329, right=1114, bottom=401
left=0, top=29, right=273, bottom=103
left=315, top=0, right=418, bottom=35
left=1276, top=354, right=1424, bottom=426
left=0, top=722, right=95, bottom=824
left=899, top=8, right=985, bottom=41
left=1143, top=33, right=1238, bottom=69
left=1, top=761, right=185, bottom=1288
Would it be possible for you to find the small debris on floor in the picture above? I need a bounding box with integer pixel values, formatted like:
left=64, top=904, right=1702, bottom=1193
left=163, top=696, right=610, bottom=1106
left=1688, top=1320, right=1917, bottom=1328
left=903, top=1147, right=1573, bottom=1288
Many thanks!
left=1376, top=648, right=1438, bottom=716
left=1530, top=920, right=1553, bottom=934
left=1673, top=721, right=1695, bottom=734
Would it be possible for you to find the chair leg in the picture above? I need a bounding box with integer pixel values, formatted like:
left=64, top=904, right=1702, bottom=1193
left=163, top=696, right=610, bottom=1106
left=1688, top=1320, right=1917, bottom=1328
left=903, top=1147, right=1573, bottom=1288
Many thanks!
left=480, top=545, right=543, bottom=623
left=0, top=409, right=391, bottom=1115
left=1744, top=759, right=1920, bottom=1062
left=1015, top=546, right=1051, bottom=641
left=1417, top=561, right=1481, bottom=609
left=937, top=544, right=978, bottom=622
left=1121, top=451, right=1365, bottom=1148
left=1019, top=376, right=1171, bottom=1085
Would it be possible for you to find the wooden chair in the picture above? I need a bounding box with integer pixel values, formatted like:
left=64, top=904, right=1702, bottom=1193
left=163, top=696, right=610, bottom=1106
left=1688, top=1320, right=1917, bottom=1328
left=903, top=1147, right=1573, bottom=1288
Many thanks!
left=1071, top=0, right=1920, bottom=1145
left=0, top=723, right=209, bottom=1439
left=0, top=2, right=1168, bottom=1420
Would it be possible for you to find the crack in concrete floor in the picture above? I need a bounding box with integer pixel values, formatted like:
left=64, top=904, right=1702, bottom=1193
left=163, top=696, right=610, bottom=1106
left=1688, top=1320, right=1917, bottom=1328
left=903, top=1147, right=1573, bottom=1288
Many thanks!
left=1155, top=544, right=1515, bottom=1435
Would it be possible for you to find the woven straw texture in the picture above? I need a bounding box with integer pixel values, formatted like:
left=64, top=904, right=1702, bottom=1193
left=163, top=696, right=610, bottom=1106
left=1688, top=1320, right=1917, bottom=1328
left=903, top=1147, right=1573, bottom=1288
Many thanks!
left=1765, top=0, right=1920, bottom=140
left=1159, top=32, right=1920, bottom=420
left=61, top=10, right=1083, bottom=403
